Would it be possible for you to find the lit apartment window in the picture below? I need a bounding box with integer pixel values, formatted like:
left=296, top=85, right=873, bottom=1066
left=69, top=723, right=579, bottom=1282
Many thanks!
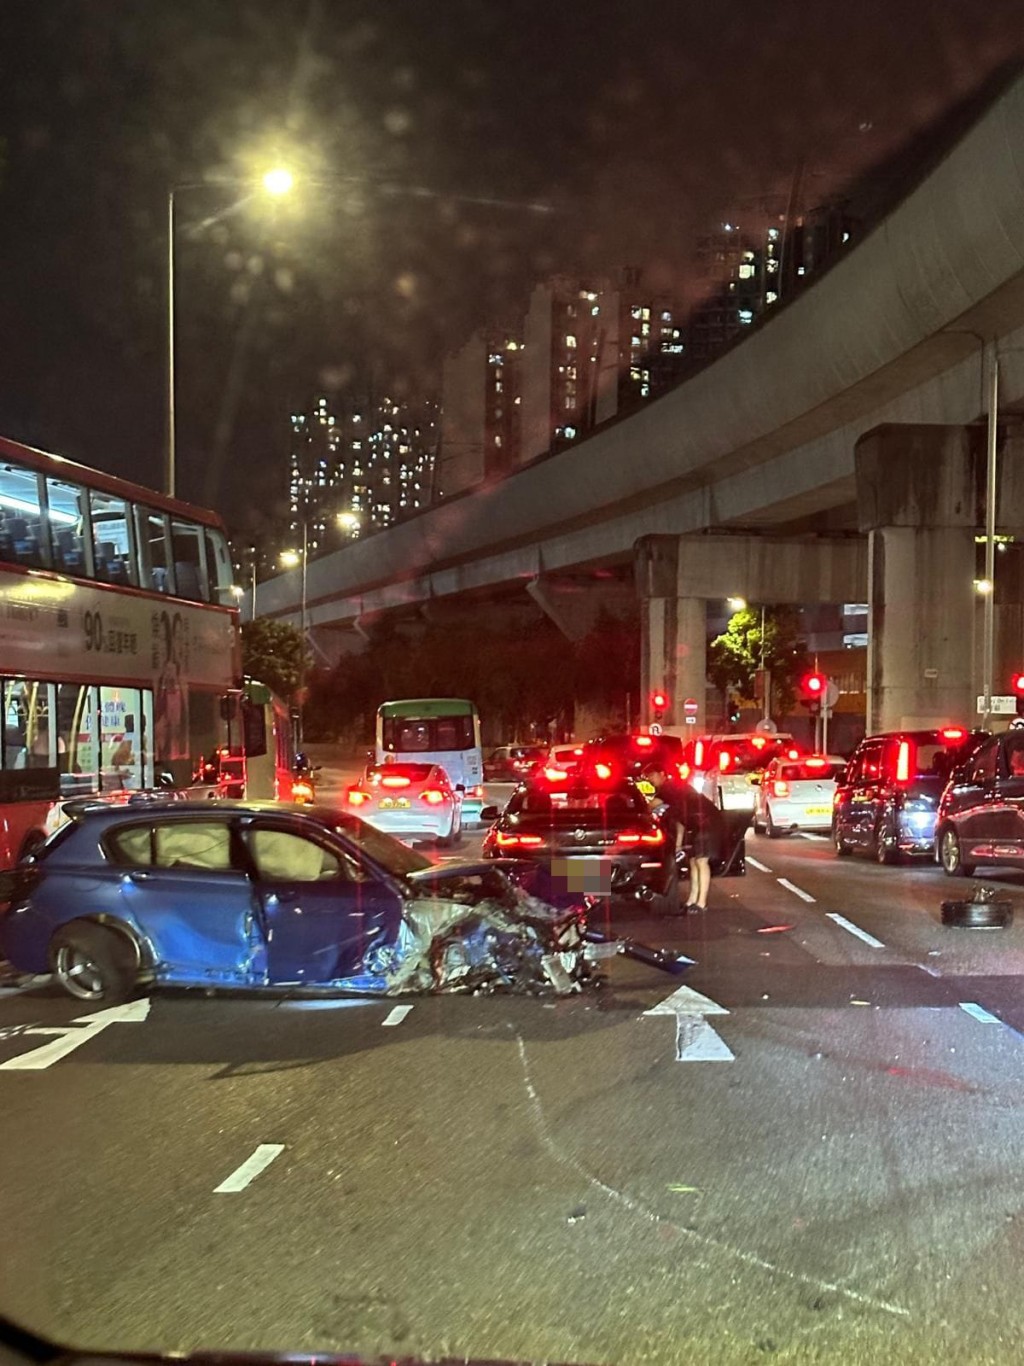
left=563, top=425, right=577, bottom=438
left=566, top=334, right=577, bottom=348
left=738, top=263, right=755, bottom=279
left=631, top=305, right=642, bottom=319
left=641, top=308, right=650, bottom=320
left=661, top=311, right=672, bottom=322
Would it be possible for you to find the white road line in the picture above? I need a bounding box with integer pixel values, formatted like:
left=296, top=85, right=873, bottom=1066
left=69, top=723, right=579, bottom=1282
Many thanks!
left=747, top=856, right=772, bottom=873
left=382, top=1004, right=414, bottom=1027
left=777, top=877, right=816, bottom=903
left=826, top=912, right=885, bottom=949
left=959, top=1001, right=1002, bottom=1025
left=0, top=997, right=150, bottom=1071
left=213, top=1143, right=285, bottom=1194
left=797, top=832, right=829, bottom=841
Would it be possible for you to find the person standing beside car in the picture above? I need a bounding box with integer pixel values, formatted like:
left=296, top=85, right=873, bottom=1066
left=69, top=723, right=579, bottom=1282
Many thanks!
left=645, top=763, right=724, bottom=914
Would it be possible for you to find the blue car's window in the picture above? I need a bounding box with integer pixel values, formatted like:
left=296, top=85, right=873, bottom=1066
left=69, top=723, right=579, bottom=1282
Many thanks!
left=248, top=828, right=355, bottom=883
left=107, top=825, right=153, bottom=867
left=154, top=821, right=235, bottom=872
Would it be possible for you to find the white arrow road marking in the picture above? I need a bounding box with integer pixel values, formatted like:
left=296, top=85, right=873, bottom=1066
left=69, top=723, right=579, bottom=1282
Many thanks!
left=0, top=997, right=151, bottom=1071
left=644, top=984, right=735, bottom=1062
left=213, top=1143, right=285, bottom=1193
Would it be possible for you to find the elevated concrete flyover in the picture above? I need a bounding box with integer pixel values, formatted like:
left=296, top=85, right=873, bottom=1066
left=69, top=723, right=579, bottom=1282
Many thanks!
left=259, top=68, right=1024, bottom=728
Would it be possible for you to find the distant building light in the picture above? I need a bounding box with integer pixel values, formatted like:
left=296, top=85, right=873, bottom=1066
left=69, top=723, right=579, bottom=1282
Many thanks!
left=738, top=309, right=754, bottom=324
left=564, top=425, right=577, bottom=439
left=842, top=231, right=851, bottom=243
left=797, top=265, right=806, bottom=276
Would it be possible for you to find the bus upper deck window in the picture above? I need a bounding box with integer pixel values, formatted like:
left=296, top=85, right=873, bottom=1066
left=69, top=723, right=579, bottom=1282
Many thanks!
left=171, top=521, right=208, bottom=603
left=0, top=464, right=47, bottom=570
left=89, top=490, right=136, bottom=587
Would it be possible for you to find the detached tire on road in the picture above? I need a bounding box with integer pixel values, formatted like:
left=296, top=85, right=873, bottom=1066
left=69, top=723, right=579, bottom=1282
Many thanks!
left=51, top=922, right=138, bottom=1003
left=941, top=897, right=1013, bottom=929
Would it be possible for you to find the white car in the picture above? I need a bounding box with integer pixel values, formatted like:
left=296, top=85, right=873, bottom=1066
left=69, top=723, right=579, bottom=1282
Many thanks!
left=753, top=754, right=847, bottom=837
left=688, top=733, right=797, bottom=812
left=344, top=762, right=462, bottom=846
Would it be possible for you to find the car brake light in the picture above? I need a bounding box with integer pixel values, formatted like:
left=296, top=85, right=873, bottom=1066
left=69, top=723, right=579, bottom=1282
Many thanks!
left=678, top=762, right=690, bottom=780
left=771, top=780, right=789, bottom=797
left=618, top=828, right=666, bottom=846
left=941, top=726, right=966, bottom=743
left=542, top=766, right=568, bottom=782
left=421, top=789, right=446, bottom=805
left=381, top=774, right=411, bottom=788
left=719, top=752, right=732, bottom=772
left=896, top=740, right=911, bottom=783
left=634, top=735, right=653, bottom=748
left=346, top=790, right=371, bottom=805
left=594, top=762, right=613, bottom=780
left=495, top=831, right=544, bottom=848
left=805, top=756, right=827, bottom=769
left=750, top=735, right=767, bottom=749
left=694, top=740, right=705, bottom=768
left=787, top=748, right=800, bottom=760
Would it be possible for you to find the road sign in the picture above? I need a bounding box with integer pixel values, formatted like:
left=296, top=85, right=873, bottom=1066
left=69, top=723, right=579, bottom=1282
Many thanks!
left=978, top=695, right=1017, bottom=715
left=755, top=718, right=778, bottom=734
left=650, top=722, right=663, bottom=736
left=824, top=680, right=840, bottom=709
left=683, top=698, right=698, bottom=715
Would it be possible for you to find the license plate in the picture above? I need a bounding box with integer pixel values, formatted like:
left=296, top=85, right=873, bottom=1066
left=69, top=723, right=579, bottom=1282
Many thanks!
left=550, top=856, right=612, bottom=894
left=637, top=780, right=655, bottom=796
left=806, top=807, right=831, bottom=817
left=379, top=797, right=411, bottom=809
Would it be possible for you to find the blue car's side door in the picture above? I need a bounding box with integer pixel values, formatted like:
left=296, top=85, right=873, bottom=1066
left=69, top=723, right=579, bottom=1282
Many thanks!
left=112, top=816, right=264, bottom=986
left=242, top=821, right=404, bottom=984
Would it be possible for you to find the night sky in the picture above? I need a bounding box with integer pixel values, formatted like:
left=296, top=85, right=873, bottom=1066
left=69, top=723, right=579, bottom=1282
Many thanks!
left=2, top=0, right=1023, bottom=545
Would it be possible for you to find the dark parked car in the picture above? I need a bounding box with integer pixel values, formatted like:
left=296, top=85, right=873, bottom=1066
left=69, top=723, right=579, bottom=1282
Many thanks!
left=0, top=800, right=596, bottom=1002
left=936, top=727, right=1024, bottom=876
left=482, top=745, right=547, bottom=783
left=481, top=771, right=678, bottom=912
left=832, top=726, right=987, bottom=863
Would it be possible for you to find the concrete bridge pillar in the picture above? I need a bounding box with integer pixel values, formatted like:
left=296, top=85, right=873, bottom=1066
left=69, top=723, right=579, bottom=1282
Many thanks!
left=855, top=424, right=981, bottom=732
left=635, top=533, right=867, bottom=734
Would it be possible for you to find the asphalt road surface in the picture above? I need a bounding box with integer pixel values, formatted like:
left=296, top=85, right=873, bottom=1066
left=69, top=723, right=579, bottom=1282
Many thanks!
left=3, top=795, right=1024, bottom=1365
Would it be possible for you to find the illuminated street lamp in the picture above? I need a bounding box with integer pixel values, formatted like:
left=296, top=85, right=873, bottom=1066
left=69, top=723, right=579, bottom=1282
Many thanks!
left=336, top=509, right=361, bottom=537
left=166, top=167, right=293, bottom=497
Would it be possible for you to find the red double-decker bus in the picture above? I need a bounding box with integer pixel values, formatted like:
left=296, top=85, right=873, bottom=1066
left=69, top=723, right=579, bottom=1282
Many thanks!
left=0, top=434, right=242, bottom=868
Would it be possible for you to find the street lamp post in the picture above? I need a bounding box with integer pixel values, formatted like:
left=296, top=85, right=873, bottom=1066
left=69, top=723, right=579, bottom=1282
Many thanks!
left=280, top=516, right=309, bottom=746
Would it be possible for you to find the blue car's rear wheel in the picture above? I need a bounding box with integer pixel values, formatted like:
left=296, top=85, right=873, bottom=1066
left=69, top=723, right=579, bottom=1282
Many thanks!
left=51, top=922, right=137, bottom=1003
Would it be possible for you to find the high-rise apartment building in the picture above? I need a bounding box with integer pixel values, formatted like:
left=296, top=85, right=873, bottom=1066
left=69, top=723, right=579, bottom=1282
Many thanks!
left=436, top=328, right=523, bottom=499
left=286, top=392, right=437, bottom=555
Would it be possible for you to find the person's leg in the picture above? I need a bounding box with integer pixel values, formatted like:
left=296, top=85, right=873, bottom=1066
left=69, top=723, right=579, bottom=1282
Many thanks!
left=692, top=856, right=711, bottom=908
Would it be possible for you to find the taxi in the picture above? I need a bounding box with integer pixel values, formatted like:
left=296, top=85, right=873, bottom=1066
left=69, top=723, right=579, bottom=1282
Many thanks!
left=344, top=762, right=462, bottom=846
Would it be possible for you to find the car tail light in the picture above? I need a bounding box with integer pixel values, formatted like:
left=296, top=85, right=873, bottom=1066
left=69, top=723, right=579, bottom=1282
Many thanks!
left=542, top=766, right=568, bottom=783
left=495, top=831, right=544, bottom=848
left=896, top=740, right=911, bottom=783
left=805, top=756, right=828, bottom=769
left=750, top=735, right=767, bottom=750
left=593, top=762, right=613, bottom=781
left=634, top=735, right=653, bottom=748
left=678, top=762, right=690, bottom=780
left=420, top=789, right=446, bottom=805
left=694, top=740, right=706, bottom=768
left=346, top=790, right=371, bottom=805
left=719, top=752, right=732, bottom=772
left=381, top=774, right=411, bottom=788
left=941, top=726, right=966, bottom=743
left=787, top=748, right=800, bottom=760
left=771, top=779, right=789, bottom=797
left=618, top=828, right=666, bottom=846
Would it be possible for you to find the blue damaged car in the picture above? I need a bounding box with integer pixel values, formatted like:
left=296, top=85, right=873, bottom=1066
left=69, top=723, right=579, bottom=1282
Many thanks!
left=0, top=799, right=602, bottom=1003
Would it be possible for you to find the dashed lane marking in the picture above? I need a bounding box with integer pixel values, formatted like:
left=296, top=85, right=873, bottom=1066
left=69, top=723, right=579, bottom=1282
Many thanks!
left=213, top=1144, right=285, bottom=1194
left=826, top=912, right=885, bottom=949
left=747, top=856, right=772, bottom=873
left=382, top=1005, right=414, bottom=1027
left=777, top=877, right=816, bottom=903
left=797, top=832, right=829, bottom=841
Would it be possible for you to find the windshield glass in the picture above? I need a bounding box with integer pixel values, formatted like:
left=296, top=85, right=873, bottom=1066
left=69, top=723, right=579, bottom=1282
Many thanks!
left=328, top=809, right=433, bottom=876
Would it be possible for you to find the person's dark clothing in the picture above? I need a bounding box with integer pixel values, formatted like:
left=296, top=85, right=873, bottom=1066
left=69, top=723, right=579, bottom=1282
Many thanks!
left=654, top=776, right=724, bottom=861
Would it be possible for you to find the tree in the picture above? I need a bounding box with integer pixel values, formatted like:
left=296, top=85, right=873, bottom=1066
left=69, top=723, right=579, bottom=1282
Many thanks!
left=707, top=606, right=809, bottom=723
left=241, top=619, right=309, bottom=702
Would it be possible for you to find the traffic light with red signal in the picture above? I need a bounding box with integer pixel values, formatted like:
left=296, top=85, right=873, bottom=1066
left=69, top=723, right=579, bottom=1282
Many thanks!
left=801, top=671, right=826, bottom=716
left=651, top=689, right=668, bottom=723
left=1012, top=672, right=1024, bottom=716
